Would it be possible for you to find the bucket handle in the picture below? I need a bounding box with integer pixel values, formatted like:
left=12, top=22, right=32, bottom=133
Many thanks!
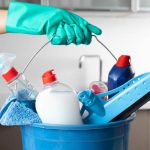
left=21, top=35, right=117, bottom=74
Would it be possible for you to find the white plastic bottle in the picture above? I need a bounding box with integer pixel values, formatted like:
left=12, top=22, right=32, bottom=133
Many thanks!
left=0, top=53, right=38, bottom=100
left=36, top=69, right=83, bottom=125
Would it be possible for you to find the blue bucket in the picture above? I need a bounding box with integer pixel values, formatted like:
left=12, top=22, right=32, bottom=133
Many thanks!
left=20, top=113, right=135, bottom=150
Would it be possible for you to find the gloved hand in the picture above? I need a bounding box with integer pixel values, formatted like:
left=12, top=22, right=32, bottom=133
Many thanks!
left=6, top=2, right=102, bottom=45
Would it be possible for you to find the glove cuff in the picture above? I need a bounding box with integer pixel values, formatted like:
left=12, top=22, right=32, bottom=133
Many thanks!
left=6, top=1, right=50, bottom=34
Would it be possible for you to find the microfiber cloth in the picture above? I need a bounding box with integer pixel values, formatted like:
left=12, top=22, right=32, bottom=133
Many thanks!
left=0, top=93, right=42, bottom=126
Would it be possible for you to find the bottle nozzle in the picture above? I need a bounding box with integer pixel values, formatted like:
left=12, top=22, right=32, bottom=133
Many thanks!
left=0, top=53, right=18, bottom=82
left=0, top=53, right=16, bottom=74
left=116, top=55, right=131, bottom=67
left=42, top=69, right=57, bottom=84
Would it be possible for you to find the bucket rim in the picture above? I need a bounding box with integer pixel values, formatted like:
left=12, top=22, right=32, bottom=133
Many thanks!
left=22, top=113, right=136, bottom=130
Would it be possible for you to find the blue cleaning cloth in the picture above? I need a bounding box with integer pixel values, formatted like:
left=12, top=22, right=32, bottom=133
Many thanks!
left=0, top=93, right=41, bottom=126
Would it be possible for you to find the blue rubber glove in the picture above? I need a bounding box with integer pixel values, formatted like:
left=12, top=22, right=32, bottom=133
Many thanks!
left=6, top=2, right=102, bottom=45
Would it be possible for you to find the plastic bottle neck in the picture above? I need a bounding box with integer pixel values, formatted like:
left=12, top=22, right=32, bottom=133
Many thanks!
left=43, top=81, right=58, bottom=89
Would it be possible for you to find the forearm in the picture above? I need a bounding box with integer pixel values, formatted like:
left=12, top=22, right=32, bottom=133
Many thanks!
left=0, top=10, right=8, bottom=34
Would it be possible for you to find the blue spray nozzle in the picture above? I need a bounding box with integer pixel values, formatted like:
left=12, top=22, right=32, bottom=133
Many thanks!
left=78, top=90, right=105, bottom=117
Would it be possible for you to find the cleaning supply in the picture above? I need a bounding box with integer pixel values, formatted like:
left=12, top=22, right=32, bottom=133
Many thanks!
left=0, top=53, right=38, bottom=100
left=111, top=91, right=150, bottom=121
left=20, top=114, right=135, bottom=150
left=0, top=93, right=41, bottom=126
left=90, top=81, right=108, bottom=94
left=78, top=72, right=150, bottom=125
left=6, top=1, right=102, bottom=45
left=89, top=81, right=108, bottom=100
left=36, top=69, right=83, bottom=125
left=108, top=55, right=135, bottom=92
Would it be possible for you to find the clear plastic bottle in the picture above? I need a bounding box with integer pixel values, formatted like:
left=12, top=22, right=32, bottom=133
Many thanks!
left=0, top=53, right=38, bottom=100
left=89, top=81, right=108, bottom=100
left=36, top=69, right=83, bottom=125
left=89, top=81, right=108, bottom=94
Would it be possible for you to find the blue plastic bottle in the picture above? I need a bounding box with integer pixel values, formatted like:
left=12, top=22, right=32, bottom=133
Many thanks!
left=108, top=55, right=135, bottom=92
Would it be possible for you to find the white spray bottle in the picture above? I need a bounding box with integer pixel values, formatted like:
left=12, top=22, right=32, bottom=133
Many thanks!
left=36, top=69, right=83, bottom=125
left=0, top=53, right=38, bottom=100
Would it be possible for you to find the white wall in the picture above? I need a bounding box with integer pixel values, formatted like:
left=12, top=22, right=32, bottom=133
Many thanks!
left=0, top=12, right=150, bottom=106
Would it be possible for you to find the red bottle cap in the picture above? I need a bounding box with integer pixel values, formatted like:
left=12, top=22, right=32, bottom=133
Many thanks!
left=2, top=67, right=18, bottom=83
left=91, top=84, right=103, bottom=94
left=42, top=69, right=57, bottom=84
left=116, top=55, right=131, bottom=67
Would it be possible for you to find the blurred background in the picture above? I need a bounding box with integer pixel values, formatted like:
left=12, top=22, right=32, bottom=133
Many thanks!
left=0, top=0, right=150, bottom=150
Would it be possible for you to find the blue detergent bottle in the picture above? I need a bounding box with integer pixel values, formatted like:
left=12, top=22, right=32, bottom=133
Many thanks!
left=108, top=55, right=135, bottom=92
